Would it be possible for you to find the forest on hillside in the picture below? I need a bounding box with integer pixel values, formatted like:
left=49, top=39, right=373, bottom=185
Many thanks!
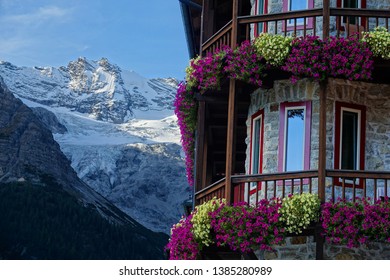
left=0, top=181, right=168, bottom=260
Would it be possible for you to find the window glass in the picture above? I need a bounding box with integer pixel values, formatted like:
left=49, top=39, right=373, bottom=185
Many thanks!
left=289, top=0, right=306, bottom=11
left=285, top=108, right=305, bottom=171
left=252, top=117, right=261, bottom=173
left=341, top=110, right=359, bottom=170
left=278, top=101, right=311, bottom=173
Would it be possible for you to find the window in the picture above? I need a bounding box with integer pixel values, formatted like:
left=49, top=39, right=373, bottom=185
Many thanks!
left=247, top=109, right=264, bottom=200
left=254, top=0, right=268, bottom=36
left=282, top=0, right=314, bottom=29
left=334, top=102, right=366, bottom=172
left=337, top=0, right=367, bottom=27
left=250, top=110, right=264, bottom=175
left=278, top=101, right=311, bottom=172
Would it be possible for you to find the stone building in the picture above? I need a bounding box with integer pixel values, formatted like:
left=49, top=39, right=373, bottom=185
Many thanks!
left=178, top=0, right=390, bottom=259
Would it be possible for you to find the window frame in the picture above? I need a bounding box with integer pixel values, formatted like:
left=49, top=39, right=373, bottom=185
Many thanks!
left=334, top=102, right=366, bottom=187
left=249, top=109, right=265, bottom=175
left=248, top=109, right=265, bottom=198
left=254, top=0, right=269, bottom=37
left=278, top=101, right=312, bottom=173
left=282, top=0, right=314, bottom=31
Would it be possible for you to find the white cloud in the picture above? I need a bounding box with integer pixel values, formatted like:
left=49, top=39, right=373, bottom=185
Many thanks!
left=0, top=37, right=32, bottom=52
left=2, top=6, right=72, bottom=25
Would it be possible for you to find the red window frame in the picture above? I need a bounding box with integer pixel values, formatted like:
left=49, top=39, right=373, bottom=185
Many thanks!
left=278, top=101, right=312, bottom=173
left=334, top=102, right=366, bottom=188
left=249, top=109, right=265, bottom=175
left=247, top=109, right=265, bottom=197
left=282, top=0, right=314, bottom=31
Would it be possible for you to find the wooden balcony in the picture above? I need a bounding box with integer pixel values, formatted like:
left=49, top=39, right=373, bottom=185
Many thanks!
left=201, top=6, right=390, bottom=55
left=195, top=170, right=390, bottom=206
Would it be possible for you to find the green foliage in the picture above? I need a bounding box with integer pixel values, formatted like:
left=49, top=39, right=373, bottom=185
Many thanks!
left=362, top=26, right=390, bottom=59
left=191, top=197, right=226, bottom=248
left=0, top=182, right=168, bottom=259
left=279, top=193, right=320, bottom=234
left=253, top=33, right=293, bottom=66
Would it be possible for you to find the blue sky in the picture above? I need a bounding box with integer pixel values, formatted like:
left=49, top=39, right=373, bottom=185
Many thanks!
left=0, top=0, right=190, bottom=80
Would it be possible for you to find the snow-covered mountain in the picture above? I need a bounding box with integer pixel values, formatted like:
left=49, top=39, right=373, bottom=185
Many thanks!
left=0, top=58, right=191, bottom=233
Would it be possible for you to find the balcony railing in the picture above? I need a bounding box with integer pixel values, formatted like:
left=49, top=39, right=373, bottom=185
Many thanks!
left=195, top=170, right=390, bottom=206
left=201, top=7, right=390, bottom=55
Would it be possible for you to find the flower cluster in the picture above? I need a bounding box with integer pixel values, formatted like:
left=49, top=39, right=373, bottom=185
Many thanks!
left=282, top=35, right=327, bottom=83
left=224, top=40, right=265, bottom=87
left=279, top=193, right=320, bottom=234
left=166, top=215, right=199, bottom=260
left=283, top=35, right=374, bottom=83
left=173, top=82, right=197, bottom=186
left=209, top=199, right=285, bottom=253
left=321, top=198, right=390, bottom=248
left=324, top=36, right=373, bottom=81
left=362, top=26, right=390, bottom=60
left=253, top=33, right=293, bottom=67
left=185, top=46, right=230, bottom=93
left=191, top=197, right=226, bottom=248
left=168, top=195, right=390, bottom=259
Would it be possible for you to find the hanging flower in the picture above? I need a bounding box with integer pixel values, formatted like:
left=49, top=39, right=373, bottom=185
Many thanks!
left=225, top=40, right=265, bottom=87
left=174, top=82, right=197, bottom=186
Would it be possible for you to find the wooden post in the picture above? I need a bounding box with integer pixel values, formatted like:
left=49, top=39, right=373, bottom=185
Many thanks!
left=323, top=0, right=330, bottom=39
left=318, top=81, right=327, bottom=204
left=225, top=0, right=239, bottom=205
left=316, top=80, right=328, bottom=260
left=195, top=101, right=206, bottom=195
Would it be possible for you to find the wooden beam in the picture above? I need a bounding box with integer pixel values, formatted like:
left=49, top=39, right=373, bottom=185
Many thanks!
left=323, top=0, right=330, bottom=39
left=316, top=80, right=328, bottom=260
left=195, top=101, right=206, bottom=194
left=318, top=81, right=327, bottom=204
left=225, top=78, right=236, bottom=205
left=224, top=0, right=239, bottom=205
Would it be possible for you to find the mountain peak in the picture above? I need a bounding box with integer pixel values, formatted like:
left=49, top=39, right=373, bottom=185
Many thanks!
left=0, top=57, right=178, bottom=123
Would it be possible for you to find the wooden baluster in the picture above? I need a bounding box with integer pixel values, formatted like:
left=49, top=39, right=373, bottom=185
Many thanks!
left=376, top=17, right=379, bottom=28
left=342, top=178, right=346, bottom=200
left=336, top=16, right=341, bottom=37
left=294, top=18, right=297, bottom=36
left=274, top=20, right=277, bottom=34
left=346, top=17, right=350, bottom=37
left=385, top=179, right=388, bottom=198
left=309, top=177, right=312, bottom=194
left=303, top=17, right=307, bottom=37
left=291, top=179, right=295, bottom=195
left=352, top=178, right=356, bottom=202
left=374, top=179, right=378, bottom=201
left=246, top=24, right=250, bottom=40
left=363, top=178, right=367, bottom=199
left=273, top=180, right=277, bottom=199
left=284, top=20, right=287, bottom=36
left=332, top=178, right=335, bottom=203
left=246, top=182, right=250, bottom=204
left=282, top=180, right=286, bottom=198
left=313, top=16, right=317, bottom=36
left=300, top=178, right=303, bottom=194
left=264, top=181, right=268, bottom=201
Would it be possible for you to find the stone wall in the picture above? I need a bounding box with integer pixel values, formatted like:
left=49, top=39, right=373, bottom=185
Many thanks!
left=255, top=237, right=390, bottom=260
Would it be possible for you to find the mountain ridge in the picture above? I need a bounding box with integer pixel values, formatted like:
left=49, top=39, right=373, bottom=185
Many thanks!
left=0, top=57, right=190, bottom=234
